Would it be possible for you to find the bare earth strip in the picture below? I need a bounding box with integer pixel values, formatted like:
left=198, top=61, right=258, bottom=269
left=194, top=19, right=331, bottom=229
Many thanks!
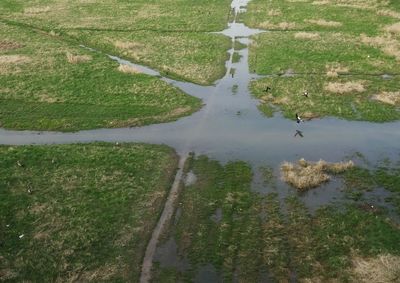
left=139, top=154, right=188, bottom=283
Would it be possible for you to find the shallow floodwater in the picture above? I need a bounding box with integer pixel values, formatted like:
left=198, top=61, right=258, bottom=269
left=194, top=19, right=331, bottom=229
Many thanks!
left=1, top=1, right=399, bottom=204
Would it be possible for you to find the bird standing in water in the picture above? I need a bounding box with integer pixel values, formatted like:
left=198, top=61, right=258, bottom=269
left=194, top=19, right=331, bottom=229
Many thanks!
left=296, top=113, right=303, bottom=123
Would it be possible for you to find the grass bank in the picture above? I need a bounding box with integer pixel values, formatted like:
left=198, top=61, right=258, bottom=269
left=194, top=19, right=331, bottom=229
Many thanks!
left=0, top=22, right=201, bottom=131
left=0, top=143, right=178, bottom=281
left=244, top=0, right=400, bottom=122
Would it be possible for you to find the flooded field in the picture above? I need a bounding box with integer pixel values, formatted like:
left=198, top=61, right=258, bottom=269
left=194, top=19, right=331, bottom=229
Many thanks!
left=1, top=0, right=400, bottom=282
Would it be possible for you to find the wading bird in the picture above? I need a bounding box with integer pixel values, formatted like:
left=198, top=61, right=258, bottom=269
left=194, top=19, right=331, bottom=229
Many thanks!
left=296, top=113, right=303, bottom=123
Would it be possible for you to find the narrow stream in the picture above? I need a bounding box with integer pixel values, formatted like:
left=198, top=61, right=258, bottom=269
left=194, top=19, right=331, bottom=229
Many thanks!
left=1, top=0, right=399, bottom=204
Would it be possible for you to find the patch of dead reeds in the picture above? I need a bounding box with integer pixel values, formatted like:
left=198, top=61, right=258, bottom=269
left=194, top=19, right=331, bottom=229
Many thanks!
left=372, top=91, right=400, bottom=105
left=377, top=9, right=400, bottom=19
left=0, top=41, right=23, bottom=51
left=326, top=63, right=349, bottom=77
left=0, top=55, right=30, bottom=64
left=114, top=40, right=143, bottom=50
left=294, top=32, right=321, bottom=40
left=361, top=34, right=400, bottom=60
left=268, top=9, right=282, bottom=16
left=117, top=64, right=140, bottom=74
left=384, top=22, right=400, bottom=35
left=352, top=254, right=400, bottom=282
left=281, top=158, right=354, bottom=191
left=259, top=21, right=297, bottom=30
left=24, top=6, right=50, bottom=14
left=305, top=19, right=342, bottom=27
left=324, top=81, right=365, bottom=94
left=66, top=52, right=91, bottom=64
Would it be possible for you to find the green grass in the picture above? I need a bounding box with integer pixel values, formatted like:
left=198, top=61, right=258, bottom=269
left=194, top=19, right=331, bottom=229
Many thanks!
left=250, top=75, right=400, bottom=122
left=0, top=0, right=232, bottom=31
left=0, top=0, right=233, bottom=85
left=66, top=30, right=231, bottom=85
left=152, top=156, right=400, bottom=282
left=244, top=0, right=400, bottom=122
left=0, top=143, right=179, bottom=281
left=0, top=22, right=201, bottom=131
left=241, top=0, right=398, bottom=35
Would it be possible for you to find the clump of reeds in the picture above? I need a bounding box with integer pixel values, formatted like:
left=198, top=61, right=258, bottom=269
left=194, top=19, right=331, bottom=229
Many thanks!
left=324, top=81, right=365, bottom=94
left=280, top=158, right=354, bottom=191
left=352, top=254, right=400, bottom=282
left=66, top=52, right=91, bottom=64
left=117, top=64, right=140, bottom=74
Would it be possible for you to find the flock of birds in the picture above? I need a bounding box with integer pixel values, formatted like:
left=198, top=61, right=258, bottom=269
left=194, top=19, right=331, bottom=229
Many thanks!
left=263, top=87, right=309, bottom=137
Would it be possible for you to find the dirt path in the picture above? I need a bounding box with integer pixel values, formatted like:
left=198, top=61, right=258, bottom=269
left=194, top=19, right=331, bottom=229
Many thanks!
left=139, top=153, right=188, bottom=283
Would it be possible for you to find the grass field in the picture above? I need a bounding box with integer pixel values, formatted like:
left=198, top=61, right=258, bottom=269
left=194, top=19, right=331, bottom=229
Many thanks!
left=0, top=0, right=233, bottom=86
left=0, top=143, right=178, bottom=281
left=244, top=0, right=400, bottom=122
left=151, top=155, right=400, bottom=282
left=0, top=22, right=201, bottom=131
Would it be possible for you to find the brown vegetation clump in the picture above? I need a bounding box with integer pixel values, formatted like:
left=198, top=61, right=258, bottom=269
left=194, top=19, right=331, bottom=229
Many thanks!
left=268, top=9, right=282, bottom=16
left=24, top=6, right=50, bottom=14
left=259, top=21, right=297, bottom=30
left=294, top=32, right=321, bottom=40
left=305, top=19, right=342, bottom=27
left=0, top=55, right=31, bottom=65
left=326, top=63, right=349, bottom=77
left=117, top=64, right=140, bottom=74
left=0, top=41, right=23, bottom=51
left=361, top=34, right=400, bottom=60
left=281, top=158, right=354, bottom=191
left=377, top=9, right=400, bottom=19
left=372, top=91, right=400, bottom=106
left=324, top=81, right=365, bottom=94
left=384, top=22, right=400, bottom=35
left=66, top=52, right=92, bottom=64
left=352, top=254, right=400, bottom=282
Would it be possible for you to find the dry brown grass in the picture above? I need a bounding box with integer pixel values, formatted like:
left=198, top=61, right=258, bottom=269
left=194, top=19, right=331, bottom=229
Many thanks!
left=268, top=9, right=282, bottom=16
left=384, top=22, right=400, bottom=35
left=305, top=19, right=342, bottom=27
left=377, top=9, right=400, bottom=19
left=66, top=52, right=91, bottom=64
left=294, top=32, right=321, bottom=40
left=361, top=34, right=400, bottom=60
left=24, top=6, right=50, bottom=14
left=352, top=254, right=400, bottom=282
left=259, top=21, right=297, bottom=30
left=0, top=41, right=23, bottom=51
left=114, top=41, right=143, bottom=50
left=326, top=63, right=349, bottom=77
left=281, top=158, right=354, bottom=191
left=372, top=91, right=400, bottom=105
left=0, top=55, right=30, bottom=64
left=117, top=64, right=140, bottom=74
left=324, top=81, right=365, bottom=94
left=312, top=0, right=329, bottom=5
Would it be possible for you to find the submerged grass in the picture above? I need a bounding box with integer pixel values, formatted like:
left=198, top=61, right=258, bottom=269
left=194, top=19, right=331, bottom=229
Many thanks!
left=0, top=143, right=178, bottom=282
left=151, top=156, right=400, bottom=282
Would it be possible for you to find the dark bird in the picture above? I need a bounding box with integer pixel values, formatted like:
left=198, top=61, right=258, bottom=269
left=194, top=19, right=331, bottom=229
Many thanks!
left=302, top=90, right=309, bottom=98
left=263, top=86, right=272, bottom=92
left=296, top=113, right=303, bottom=123
left=294, top=130, right=304, bottom=137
